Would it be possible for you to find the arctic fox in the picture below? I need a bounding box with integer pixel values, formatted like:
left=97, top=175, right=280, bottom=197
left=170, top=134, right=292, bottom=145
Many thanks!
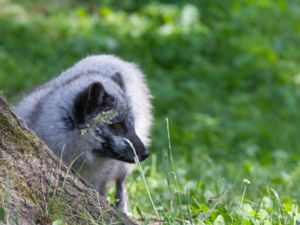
left=14, top=55, right=152, bottom=212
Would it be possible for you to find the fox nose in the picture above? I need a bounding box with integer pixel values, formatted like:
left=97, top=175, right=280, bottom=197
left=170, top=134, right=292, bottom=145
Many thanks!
left=139, top=150, right=150, bottom=162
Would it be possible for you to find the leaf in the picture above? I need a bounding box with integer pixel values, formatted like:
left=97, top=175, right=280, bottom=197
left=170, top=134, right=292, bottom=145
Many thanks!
left=136, top=206, right=145, bottom=221
left=270, top=188, right=284, bottom=217
left=270, top=188, right=282, bottom=207
left=0, top=208, right=5, bottom=221
left=214, top=215, right=225, bottom=225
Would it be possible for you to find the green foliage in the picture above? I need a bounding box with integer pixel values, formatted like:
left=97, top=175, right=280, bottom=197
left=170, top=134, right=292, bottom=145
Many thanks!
left=1, top=0, right=300, bottom=223
left=0, top=207, right=5, bottom=221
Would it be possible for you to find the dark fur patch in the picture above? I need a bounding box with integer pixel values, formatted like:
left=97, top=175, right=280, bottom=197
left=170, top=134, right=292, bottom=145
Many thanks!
left=111, top=72, right=125, bottom=90
left=62, top=116, right=76, bottom=130
left=73, top=82, right=115, bottom=124
left=87, top=82, right=104, bottom=104
left=92, top=136, right=113, bottom=157
left=73, top=82, right=102, bottom=124
left=59, top=106, right=76, bottom=130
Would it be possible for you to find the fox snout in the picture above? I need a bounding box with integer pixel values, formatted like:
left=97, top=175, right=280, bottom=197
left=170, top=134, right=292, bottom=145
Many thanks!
left=92, top=129, right=150, bottom=163
left=124, top=145, right=150, bottom=164
left=139, top=150, right=150, bottom=161
left=132, top=145, right=150, bottom=162
left=124, top=130, right=150, bottom=163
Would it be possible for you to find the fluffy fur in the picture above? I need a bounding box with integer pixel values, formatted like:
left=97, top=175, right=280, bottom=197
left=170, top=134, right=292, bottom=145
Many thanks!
left=14, top=55, right=153, bottom=212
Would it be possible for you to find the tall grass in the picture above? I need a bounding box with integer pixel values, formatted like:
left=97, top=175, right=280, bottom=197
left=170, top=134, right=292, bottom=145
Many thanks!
left=126, top=118, right=300, bottom=225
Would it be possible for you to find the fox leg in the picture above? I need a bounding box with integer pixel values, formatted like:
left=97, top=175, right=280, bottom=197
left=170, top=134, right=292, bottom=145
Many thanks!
left=115, top=176, right=128, bottom=213
left=98, top=182, right=107, bottom=197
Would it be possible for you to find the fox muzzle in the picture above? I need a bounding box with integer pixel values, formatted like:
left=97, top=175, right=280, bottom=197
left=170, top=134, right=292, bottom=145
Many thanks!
left=125, top=130, right=150, bottom=162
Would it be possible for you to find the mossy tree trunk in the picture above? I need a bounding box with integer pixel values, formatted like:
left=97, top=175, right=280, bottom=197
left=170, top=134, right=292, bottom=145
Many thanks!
left=0, top=95, right=137, bottom=225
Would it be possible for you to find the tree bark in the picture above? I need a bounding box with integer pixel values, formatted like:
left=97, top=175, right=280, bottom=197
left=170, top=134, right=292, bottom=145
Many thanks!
left=0, top=95, right=137, bottom=225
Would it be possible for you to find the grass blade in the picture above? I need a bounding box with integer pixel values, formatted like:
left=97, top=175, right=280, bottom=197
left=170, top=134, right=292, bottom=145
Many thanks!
left=124, top=138, right=160, bottom=221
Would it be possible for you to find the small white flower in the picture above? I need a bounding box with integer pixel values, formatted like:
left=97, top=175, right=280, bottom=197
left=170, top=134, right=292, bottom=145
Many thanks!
left=243, top=179, right=251, bottom=185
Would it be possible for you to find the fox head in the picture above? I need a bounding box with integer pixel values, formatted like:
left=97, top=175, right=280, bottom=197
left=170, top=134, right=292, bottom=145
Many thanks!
left=70, top=73, right=150, bottom=164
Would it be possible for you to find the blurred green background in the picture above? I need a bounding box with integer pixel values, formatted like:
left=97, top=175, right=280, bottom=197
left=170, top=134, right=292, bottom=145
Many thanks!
left=1, top=0, right=300, bottom=223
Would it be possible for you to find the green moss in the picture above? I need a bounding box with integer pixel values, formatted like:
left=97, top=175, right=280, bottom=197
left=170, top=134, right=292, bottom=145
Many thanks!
left=0, top=187, right=4, bottom=205
left=0, top=112, right=28, bottom=152
left=0, top=112, right=23, bottom=138
left=0, top=107, right=42, bottom=157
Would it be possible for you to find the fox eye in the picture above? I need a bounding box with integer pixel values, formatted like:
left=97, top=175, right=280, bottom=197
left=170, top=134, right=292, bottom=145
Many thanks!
left=110, top=122, right=123, bottom=130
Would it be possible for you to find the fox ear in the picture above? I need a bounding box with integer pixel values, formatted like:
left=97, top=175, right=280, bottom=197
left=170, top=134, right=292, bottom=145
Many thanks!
left=87, top=82, right=105, bottom=105
left=73, top=82, right=106, bottom=124
left=111, top=72, right=124, bottom=90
